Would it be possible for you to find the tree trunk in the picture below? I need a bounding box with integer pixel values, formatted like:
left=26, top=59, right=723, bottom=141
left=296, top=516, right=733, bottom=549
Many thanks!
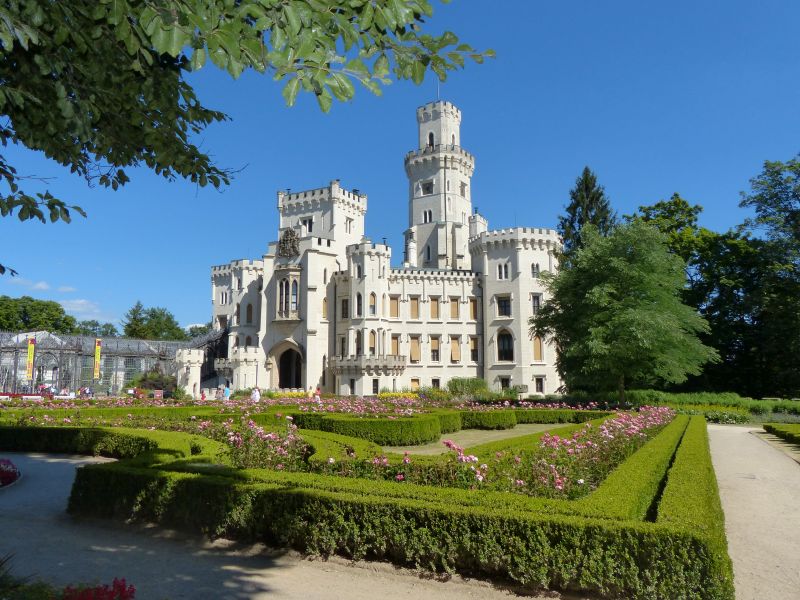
left=618, top=374, right=625, bottom=406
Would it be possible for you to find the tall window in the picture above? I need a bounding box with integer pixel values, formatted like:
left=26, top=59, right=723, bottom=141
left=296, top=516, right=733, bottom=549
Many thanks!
left=430, top=297, right=440, bottom=319
left=369, top=293, right=377, bottom=316
left=497, top=331, right=514, bottom=361
left=340, top=336, right=347, bottom=357
left=245, top=336, right=252, bottom=347
left=323, top=268, right=327, bottom=283
left=533, top=336, right=544, bottom=362
left=355, top=331, right=363, bottom=355
left=470, top=337, right=479, bottom=362
left=290, top=281, right=298, bottom=311
left=391, top=335, right=400, bottom=355
left=497, top=296, right=511, bottom=317
left=356, top=293, right=363, bottom=317
left=535, top=377, right=545, bottom=394
left=410, top=336, right=421, bottom=363
left=498, top=263, right=509, bottom=280
left=450, top=297, right=459, bottom=320
left=450, top=336, right=461, bottom=363
left=532, top=263, right=540, bottom=278
left=322, top=297, right=328, bottom=319
left=356, top=265, right=363, bottom=278
left=345, top=218, right=353, bottom=233
left=428, top=132, right=434, bottom=147
left=279, top=279, right=290, bottom=313
left=235, top=303, right=241, bottom=324
left=341, top=298, right=349, bottom=319
left=430, top=336, right=440, bottom=362
left=369, top=330, right=377, bottom=355
left=246, top=304, right=253, bottom=324
left=390, top=296, right=399, bottom=318
left=301, top=217, right=313, bottom=233
left=470, top=298, right=478, bottom=320
left=410, top=297, right=420, bottom=319
left=425, top=245, right=431, bottom=262
left=532, top=294, right=542, bottom=315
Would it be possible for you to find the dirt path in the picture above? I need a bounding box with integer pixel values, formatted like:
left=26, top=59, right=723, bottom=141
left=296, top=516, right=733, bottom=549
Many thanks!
left=707, top=425, right=800, bottom=600
left=384, top=423, right=556, bottom=455
left=0, top=453, right=580, bottom=600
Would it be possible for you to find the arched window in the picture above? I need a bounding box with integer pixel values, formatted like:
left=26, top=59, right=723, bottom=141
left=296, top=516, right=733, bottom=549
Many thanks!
left=382, top=293, right=387, bottom=317
left=532, top=263, right=540, bottom=278
left=369, top=293, right=377, bottom=316
left=497, top=264, right=503, bottom=279
left=504, top=264, right=509, bottom=279
left=533, top=335, right=543, bottom=362
left=451, top=133, right=455, bottom=145
left=322, top=297, right=328, bottom=319
left=245, top=336, right=252, bottom=347
left=235, top=303, right=241, bottom=325
left=428, top=131, right=434, bottom=147
left=323, top=268, right=327, bottom=283
left=357, top=264, right=363, bottom=278
left=279, top=279, right=290, bottom=313
left=497, top=330, right=514, bottom=362
left=291, top=280, right=298, bottom=311
left=246, top=303, right=253, bottom=324
left=355, top=330, right=363, bottom=355
left=369, top=330, right=377, bottom=355
left=356, top=293, right=363, bottom=317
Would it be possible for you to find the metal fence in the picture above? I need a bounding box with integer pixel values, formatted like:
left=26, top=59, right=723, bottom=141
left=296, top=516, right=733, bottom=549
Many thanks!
left=0, top=330, right=191, bottom=395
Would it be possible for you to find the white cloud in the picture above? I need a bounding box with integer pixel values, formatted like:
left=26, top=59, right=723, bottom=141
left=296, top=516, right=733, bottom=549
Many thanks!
left=31, top=281, right=50, bottom=290
left=57, top=286, right=77, bottom=293
left=58, top=299, right=117, bottom=323
left=6, top=278, right=51, bottom=291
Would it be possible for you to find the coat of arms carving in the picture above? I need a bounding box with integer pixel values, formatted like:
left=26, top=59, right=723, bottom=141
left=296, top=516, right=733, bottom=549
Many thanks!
left=277, top=228, right=300, bottom=258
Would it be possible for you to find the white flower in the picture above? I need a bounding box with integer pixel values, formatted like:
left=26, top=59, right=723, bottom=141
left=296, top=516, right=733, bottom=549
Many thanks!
left=327, top=457, right=335, bottom=464
left=577, top=479, right=585, bottom=485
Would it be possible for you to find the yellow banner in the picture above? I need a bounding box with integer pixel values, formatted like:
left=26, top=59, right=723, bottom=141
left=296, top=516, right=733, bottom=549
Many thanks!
left=25, top=337, right=35, bottom=380
left=93, top=338, right=102, bottom=380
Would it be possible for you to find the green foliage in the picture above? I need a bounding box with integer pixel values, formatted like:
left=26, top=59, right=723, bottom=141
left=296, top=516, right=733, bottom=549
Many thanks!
left=126, top=366, right=177, bottom=393
left=0, top=426, right=157, bottom=458
left=292, top=413, right=442, bottom=446
left=186, top=322, right=213, bottom=338
left=432, top=410, right=462, bottom=433
left=558, top=166, right=617, bottom=257
left=75, top=319, right=119, bottom=337
left=532, top=222, right=719, bottom=402
left=0, top=295, right=77, bottom=333
left=763, top=423, right=800, bottom=446
left=657, top=417, right=735, bottom=599
left=300, top=429, right=383, bottom=464
left=122, top=301, right=187, bottom=340
left=447, top=377, right=489, bottom=397
left=459, top=410, right=517, bottom=430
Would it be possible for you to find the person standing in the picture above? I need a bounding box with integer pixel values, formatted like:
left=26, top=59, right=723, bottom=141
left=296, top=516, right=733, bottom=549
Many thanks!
left=223, top=384, right=231, bottom=401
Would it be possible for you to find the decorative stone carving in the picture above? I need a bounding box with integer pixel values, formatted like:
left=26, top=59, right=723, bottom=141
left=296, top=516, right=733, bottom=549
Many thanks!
left=277, top=228, right=300, bottom=258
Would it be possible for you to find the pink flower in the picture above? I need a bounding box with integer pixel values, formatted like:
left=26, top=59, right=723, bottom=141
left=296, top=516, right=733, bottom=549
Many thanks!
left=395, top=473, right=405, bottom=481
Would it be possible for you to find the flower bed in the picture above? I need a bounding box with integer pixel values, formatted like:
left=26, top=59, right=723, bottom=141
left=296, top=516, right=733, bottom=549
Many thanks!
left=0, top=457, right=20, bottom=487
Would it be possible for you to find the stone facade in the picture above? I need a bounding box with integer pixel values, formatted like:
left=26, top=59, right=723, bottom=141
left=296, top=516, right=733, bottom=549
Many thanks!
left=179, top=101, right=562, bottom=397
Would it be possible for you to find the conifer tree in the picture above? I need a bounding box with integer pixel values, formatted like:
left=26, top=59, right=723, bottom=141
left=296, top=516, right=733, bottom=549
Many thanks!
left=558, top=167, right=616, bottom=256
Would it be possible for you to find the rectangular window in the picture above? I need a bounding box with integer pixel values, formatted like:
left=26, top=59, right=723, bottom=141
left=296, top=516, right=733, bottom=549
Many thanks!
left=373, top=378, right=379, bottom=395
left=410, top=378, right=420, bottom=391
left=450, top=336, right=461, bottom=363
left=470, top=337, right=479, bottom=362
left=341, top=298, right=349, bottom=319
left=390, top=296, right=399, bottom=318
left=450, top=297, right=459, bottom=320
left=535, top=377, right=545, bottom=394
left=532, top=294, right=542, bottom=315
left=410, top=297, right=420, bottom=319
left=391, top=335, right=400, bottom=356
left=430, top=336, right=440, bottom=362
left=345, top=218, right=353, bottom=234
left=430, top=297, right=440, bottom=319
left=533, top=336, right=544, bottom=362
left=422, top=181, right=434, bottom=195
left=500, top=377, right=511, bottom=390
left=432, top=378, right=440, bottom=389
left=410, top=336, right=421, bottom=363
left=349, top=378, right=355, bottom=394
left=301, top=218, right=313, bottom=233
left=497, top=296, right=511, bottom=317
left=469, top=298, right=478, bottom=320
left=340, top=336, right=347, bottom=357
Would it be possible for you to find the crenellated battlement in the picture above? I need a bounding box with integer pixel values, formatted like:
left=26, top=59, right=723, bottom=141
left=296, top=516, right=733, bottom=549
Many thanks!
left=468, top=227, right=561, bottom=254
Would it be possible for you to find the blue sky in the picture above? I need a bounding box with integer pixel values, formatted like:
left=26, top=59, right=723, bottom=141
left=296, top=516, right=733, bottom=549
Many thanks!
left=2, top=0, right=799, bottom=328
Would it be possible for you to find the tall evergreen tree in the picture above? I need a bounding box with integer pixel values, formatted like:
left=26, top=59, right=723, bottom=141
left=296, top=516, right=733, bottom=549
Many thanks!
left=558, top=167, right=616, bottom=256
left=122, top=301, right=149, bottom=339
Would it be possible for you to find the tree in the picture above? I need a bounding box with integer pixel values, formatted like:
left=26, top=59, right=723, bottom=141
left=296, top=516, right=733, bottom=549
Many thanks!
left=0, top=1, right=490, bottom=275
left=122, top=301, right=187, bottom=340
left=0, top=295, right=77, bottom=333
left=558, top=167, right=616, bottom=257
left=531, top=222, right=717, bottom=403
left=187, top=322, right=212, bottom=338
left=122, top=301, right=149, bottom=339
left=76, top=319, right=119, bottom=337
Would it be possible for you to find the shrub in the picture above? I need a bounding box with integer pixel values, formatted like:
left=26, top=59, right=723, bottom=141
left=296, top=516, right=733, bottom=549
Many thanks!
left=0, top=427, right=157, bottom=458
left=432, top=410, right=462, bottom=433
left=292, top=413, right=442, bottom=446
left=763, top=423, right=800, bottom=445
left=459, top=410, right=516, bottom=430
left=446, top=377, right=488, bottom=397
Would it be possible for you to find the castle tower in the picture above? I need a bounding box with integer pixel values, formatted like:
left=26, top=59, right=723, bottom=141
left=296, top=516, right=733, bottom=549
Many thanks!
left=404, top=101, right=475, bottom=270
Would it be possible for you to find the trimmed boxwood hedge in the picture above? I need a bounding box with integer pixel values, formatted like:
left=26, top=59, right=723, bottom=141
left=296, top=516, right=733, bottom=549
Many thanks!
left=292, top=413, right=442, bottom=446
left=763, top=423, right=800, bottom=445
left=64, top=417, right=733, bottom=599
left=0, top=426, right=157, bottom=458
left=459, top=409, right=517, bottom=430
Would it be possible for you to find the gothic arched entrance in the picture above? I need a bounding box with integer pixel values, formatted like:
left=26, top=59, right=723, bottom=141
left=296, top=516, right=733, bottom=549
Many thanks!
left=278, top=349, right=302, bottom=389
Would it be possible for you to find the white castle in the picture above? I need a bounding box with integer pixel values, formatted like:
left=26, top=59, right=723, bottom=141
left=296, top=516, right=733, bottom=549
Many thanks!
left=177, top=101, right=562, bottom=397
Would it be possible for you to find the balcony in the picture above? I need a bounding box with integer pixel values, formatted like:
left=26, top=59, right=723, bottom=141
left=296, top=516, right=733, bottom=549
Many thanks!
left=329, top=354, right=406, bottom=375
left=274, top=309, right=301, bottom=323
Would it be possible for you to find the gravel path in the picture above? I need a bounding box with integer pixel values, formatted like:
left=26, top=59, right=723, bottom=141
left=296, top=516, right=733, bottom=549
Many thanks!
left=384, top=423, right=556, bottom=455
left=707, top=425, right=800, bottom=600
left=0, top=453, right=578, bottom=600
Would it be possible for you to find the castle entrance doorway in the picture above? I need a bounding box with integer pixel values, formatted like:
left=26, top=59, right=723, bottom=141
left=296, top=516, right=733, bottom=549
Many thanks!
left=278, top=349, right=302, bottom=389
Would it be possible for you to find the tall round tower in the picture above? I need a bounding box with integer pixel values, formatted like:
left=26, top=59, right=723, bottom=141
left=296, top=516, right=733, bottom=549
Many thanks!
left=404, top=101, right=475, bottom=270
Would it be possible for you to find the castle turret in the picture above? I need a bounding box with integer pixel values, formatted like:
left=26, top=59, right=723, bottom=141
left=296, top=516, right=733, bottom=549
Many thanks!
left=404, top=101, right=474, bottom=270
